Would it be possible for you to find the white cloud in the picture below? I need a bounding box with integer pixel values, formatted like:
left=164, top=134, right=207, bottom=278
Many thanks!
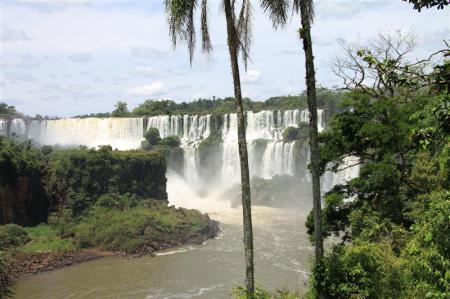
left=69, top=53, right=92, bottom=63
left=0, top=54, right=41, bottom=69
left=4, top=72, right=37, bottom=83
left=1, top=25, right=31, bottom=42
left=128, top=81, right=165, bottom=96
left=242, top=69, right=262, bottom=83
left=130, top=47, right=170, bottom=59
left=1, top=0, right=447, bottom=116
left=129, top=64, right=159, bottom=77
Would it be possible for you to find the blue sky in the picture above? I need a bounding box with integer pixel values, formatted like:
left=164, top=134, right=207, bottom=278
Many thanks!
left=0, top=0, right=448, bottom=117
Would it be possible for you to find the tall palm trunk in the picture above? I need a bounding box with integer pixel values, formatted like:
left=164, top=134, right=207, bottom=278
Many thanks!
left=223, top=0, right=255, bottom=295
left=298, top=1, right=324, bottom=298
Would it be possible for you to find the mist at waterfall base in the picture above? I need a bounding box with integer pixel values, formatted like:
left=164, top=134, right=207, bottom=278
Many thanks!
left=3, top=111, right=358, bottom=298
left=1, top=109, right=356, bottom=211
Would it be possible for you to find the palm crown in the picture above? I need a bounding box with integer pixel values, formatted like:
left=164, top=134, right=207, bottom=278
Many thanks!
left=164, top=0, right=314, bottom=68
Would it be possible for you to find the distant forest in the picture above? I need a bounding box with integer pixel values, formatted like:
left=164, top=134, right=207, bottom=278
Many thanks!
left=84, top=87, right=345, bottom=118
left=0, top=87, right=346, bottom=120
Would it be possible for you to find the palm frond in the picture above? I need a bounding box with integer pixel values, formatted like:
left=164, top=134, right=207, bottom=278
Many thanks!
left=260, top=0, right=290, bottom=28
left=187, top=3, right=196, bottom=64
left=293, top=0, right=314, bottom=23
left=236, top=0, right=253, bottom=70
left=200, top=0, right=213, bottom=53
left=164, top=0, right=199, bottom=64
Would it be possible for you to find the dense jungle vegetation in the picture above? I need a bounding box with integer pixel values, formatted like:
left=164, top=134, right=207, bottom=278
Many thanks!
left=0, top=138, right=217, bottom=297
left=301, top=41, right=450, bottom=298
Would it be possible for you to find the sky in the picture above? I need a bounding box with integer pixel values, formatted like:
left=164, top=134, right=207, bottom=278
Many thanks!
left=0, top=0, right=448, bottom=117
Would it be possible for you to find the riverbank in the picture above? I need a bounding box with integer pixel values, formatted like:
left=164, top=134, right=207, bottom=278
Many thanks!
left=13, top=207, right=312, bottom=299
left=1, top=199, right=220, bottom=279
left=11, top=218, right=219, bottom=278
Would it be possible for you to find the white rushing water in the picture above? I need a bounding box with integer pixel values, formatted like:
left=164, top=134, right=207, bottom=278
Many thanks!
left=0, top=110, right=357, bottom=193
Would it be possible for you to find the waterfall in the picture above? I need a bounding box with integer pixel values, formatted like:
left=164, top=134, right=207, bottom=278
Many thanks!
left=147, top=114, right=211, bottom=144
left=0, top=119, right=26, bottom=137
left=25, top=118, right=144, bottom=150
left=0, top=109, right=357, bottom=196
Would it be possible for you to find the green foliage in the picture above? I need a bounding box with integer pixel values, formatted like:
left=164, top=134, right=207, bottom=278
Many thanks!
left=141, top=128, right=184, bottom=172
left=283, top=127, right=299, bottom=142
left=402, top=0, right=449, bottom=11
left=112, top=101, right=129, bottom=117
left=0, top=252, right=14, bottom=299
left=311, top=242, right=403, bottom=299
left=158, top=135, right=181, bottom=147
left=144, top=128, right=161, bottom=146
left=232, top=286, right=300, bottom=298
left=402, top=191, right=450, bottom=298
left=0, top=103, right=21, bottom=119
left=70, top=199, right=213, bottom=253
left=20, top=224, right=76, bottom=254
left=45, top=145, right=167, bottom=215
left=0, top=225, right=30, bottom=249
left=306, top=56, right=449, bottom=297
left=0, top=138, right=49, bottom=225
left=130, top=88, right=344, bottom=117
left=1, top=195, right=215, bottom=257
left=282, top=124, right=309, bottom=142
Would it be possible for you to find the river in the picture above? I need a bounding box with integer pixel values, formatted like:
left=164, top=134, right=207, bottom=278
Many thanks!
left=14, top=175, right=314, bottom=298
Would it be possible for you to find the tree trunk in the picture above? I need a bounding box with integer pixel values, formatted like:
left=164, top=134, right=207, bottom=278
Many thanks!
left=223, top=0, right=255, bottom=296
left=298, top=1, right=325, bottom=299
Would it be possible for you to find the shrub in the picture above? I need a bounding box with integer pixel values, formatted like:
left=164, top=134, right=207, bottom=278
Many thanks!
left=158, top=135, right=181, bottom=147
left=94, top=193, right=138, bottom=210
left=0, top=253, right=14, bottom=299
left=0, top=224, right=30, bottom=249
left=402, top=191, right=450, bottom=298
left=20, top=224, right=77, bottom=254
left=72, top=200, right=213, bottom=253
left=141, top=140, right=152, bottom=151
left=47, top=209, right=77, bottom=237
left=312, top=242, right=403, bottom=299
left=144, top=128, right=161, bottom=146
left=283, top=126, right=299, bottom=142
left=282, top=124, right=309, bottom=142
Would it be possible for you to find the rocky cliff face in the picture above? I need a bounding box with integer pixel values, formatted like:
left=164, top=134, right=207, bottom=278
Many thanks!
left=0, top=177, right=49, bottom=226
left=0, top=139, right=167, bottom=225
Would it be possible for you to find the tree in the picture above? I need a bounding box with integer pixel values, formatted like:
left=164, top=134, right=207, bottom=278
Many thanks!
left=112, top=101, right=129, bottom=117
left=332, top=31, right=450, bottom=100
left=164, top=0, right=288, bottom=295
left=306, top=34, right=450, bottom=297
left=402, top=0, right=449, bottom=11
left=144, top=128, right=161, bottom=146
left=0, top=103, right=20, bottom=118
left=259, top=0, right=326, bottom=295
left=297, top=1, right=325, bottom=298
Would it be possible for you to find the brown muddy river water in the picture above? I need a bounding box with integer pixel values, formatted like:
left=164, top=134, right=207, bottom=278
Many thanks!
left=15, top=173, right=315, bottom=298
left=14, top=206, right=313, bottom=299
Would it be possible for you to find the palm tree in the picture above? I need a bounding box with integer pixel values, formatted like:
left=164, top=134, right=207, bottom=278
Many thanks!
left=164, top=0, right=281, bottom=295
left=261, top=0, right=324, bottom=297
left=164, top=0, right=320, bottom=296
left=297, top=1, right=325, bottom=298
